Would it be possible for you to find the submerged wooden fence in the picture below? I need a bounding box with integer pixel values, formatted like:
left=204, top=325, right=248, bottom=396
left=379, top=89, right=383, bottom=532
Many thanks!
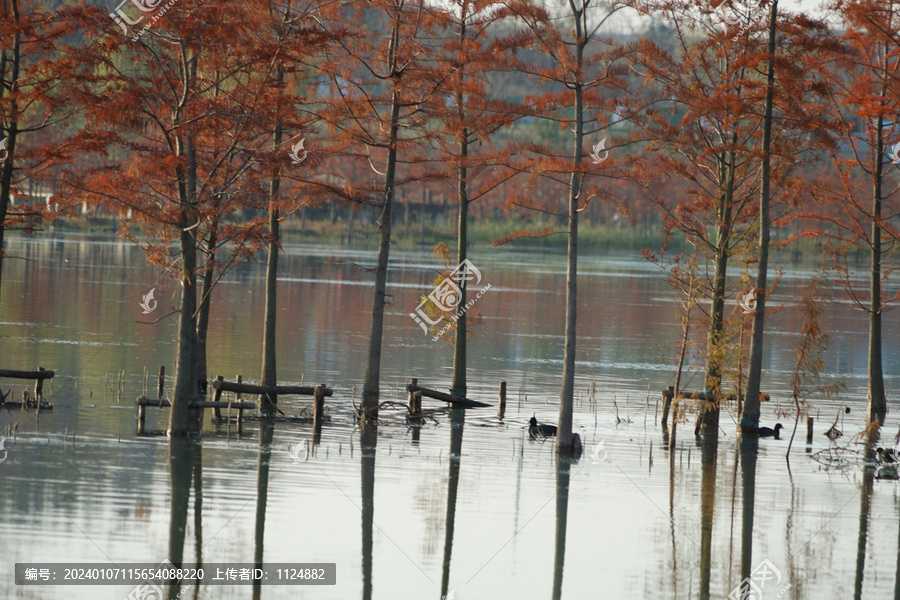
left=660, top=385, right=770, bottom=427
left=136, top=366, right=333, bottom=436
left=0, top=366, right=54, bottom=410
left=405, top=378, right=493, bottom=413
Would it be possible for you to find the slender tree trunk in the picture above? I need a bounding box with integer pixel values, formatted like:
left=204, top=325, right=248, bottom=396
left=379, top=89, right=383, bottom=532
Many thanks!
left=867, top=112, right=886, bottom=425
left=196, top=216, right=218, bottom=394
left=440, top=407, right=465, bottom=598
left=551, top=454, right=572, bottom=599
left=169, top=124, right=200, bottom=435
left=0, top=124, right=14, bottom=305
left=741, top=0, right=778, bottom=434
left=557, top=31, right=584, bottom=451
left=171, top=219, right=199, bottom=434
left=698, top=435, right=719, bottom=600
left=252, top=417, right=275, bottom=600
left=261, top=206, right=280, bottom=410
left=360, top=424, right=377, bottom=600
left=361, top=17, right=402, bottom=420
left=697, top=152, right=736, bottom=433
left=261, top=114, right=283, bottom=415
left=0, top=7, right=21, bottom=305
left=451, top=13, right=469, bottom=397
left=853, top=463, right=875, bottom=599
left=452, top=133, right=469, bottom=396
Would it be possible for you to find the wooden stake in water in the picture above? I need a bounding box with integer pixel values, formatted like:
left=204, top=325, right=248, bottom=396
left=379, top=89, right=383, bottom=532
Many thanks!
left=157, top=365, right=165, bottom=401
left=35, top=367, right=45, bottom=402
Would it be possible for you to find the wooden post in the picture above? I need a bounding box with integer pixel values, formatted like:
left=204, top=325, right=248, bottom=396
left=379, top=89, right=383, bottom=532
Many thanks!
left=407, top=378, right=422, bottom=418
left=313, top=384, right=326, bottom=443
left=498, top=381, right=507, bottom=420
left=806, top=417, right=814, bottom=444
left=314, top=384, right=326, bottom=420
left=407, top=378, right=417, bottom=412
left=661, top=386, right=674, bottom=427
left=35, top=366, right=45, bottom=401
left=236, top=374, right=244, bottom=428
left=213, top=375, right=224, bottom=419
left=157, top=365, right=165, bottom=401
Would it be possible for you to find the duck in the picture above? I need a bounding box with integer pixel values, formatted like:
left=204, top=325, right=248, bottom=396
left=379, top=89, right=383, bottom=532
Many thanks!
left=759, top=423, right=784, bottom=439
left=876, top=448, right=897, bottom=463
left=529, top=415, right=557, bottom=439
left=876, top=464, right=899, bottom=480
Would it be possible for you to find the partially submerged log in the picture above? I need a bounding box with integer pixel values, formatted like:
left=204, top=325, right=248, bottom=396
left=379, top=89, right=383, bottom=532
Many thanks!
left=0, top=368, right=55, bottom=379
left=136, top=395, right=256, bottom=430
left=661, top=389, right=770, bottom=402
left=136, top=396, right=256, bottom=409
left=212, top=379, right=333, bottom=397
left=0, top=366, right=54, bottom=402
left=1, top=393, right=53, bottom=410
left=406, top=383, right=491, bottom=408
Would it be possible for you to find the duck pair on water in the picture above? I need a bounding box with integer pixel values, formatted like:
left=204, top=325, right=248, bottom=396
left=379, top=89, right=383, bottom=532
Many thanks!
left=532, top=416, right=786, bottom=440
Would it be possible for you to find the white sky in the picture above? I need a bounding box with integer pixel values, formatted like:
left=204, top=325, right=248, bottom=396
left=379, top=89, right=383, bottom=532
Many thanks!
left=602, top=0, right=840, bottom=37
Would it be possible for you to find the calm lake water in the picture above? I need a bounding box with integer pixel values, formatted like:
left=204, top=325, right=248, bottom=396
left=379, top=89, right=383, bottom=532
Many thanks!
left=1, top=232, right=899, bottom=600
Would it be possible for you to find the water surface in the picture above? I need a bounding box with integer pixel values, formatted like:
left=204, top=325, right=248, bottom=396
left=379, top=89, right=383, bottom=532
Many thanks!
left=1, top=233, right=898, bottom=599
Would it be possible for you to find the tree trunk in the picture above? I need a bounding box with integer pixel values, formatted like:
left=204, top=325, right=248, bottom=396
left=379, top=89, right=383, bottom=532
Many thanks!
left=867, top=112, right=886, bottom=425
left=171, top=219, right=199, bottom=434
left=741, top=0, right=778, bottom=434
left=698, top=435, right=719, bottom=600
left=0, top=124, right=14, bottom=305
left=261, top=113, right=283, bottom=415
left=451, top=14, right=469, bottom=398
left=557, top=22, right=584, bottom=452
left=196, top=216, right=218, bottom=394
left=361, top=16, right=402, bottom=421
left=260, top=206, right=280, bottom=411
left=697, top=151, right=736, bottom=433
left=0, top=8, right=21, bottom=305
left=169, top=124, right=200, bottom=435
